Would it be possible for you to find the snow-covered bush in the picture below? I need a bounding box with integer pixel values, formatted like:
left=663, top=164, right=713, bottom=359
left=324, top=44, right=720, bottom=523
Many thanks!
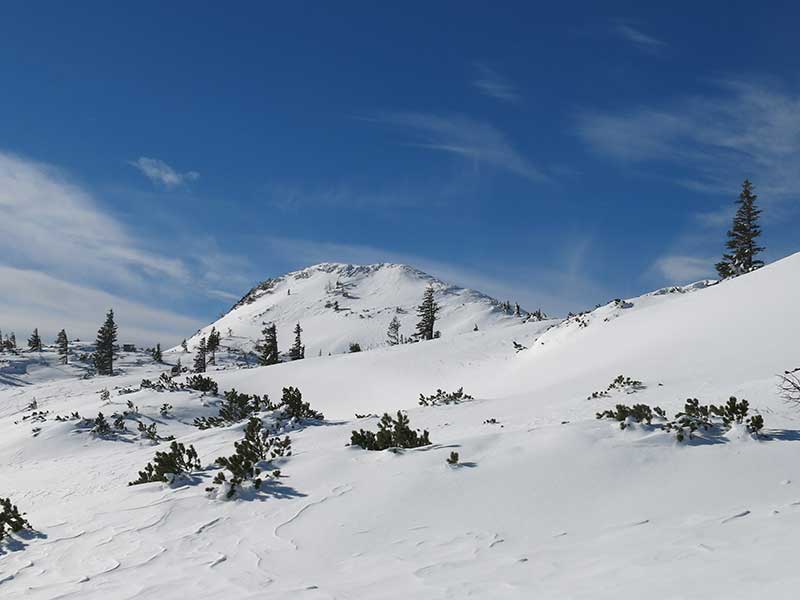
left=185, top=374, right=218, bottom=395
left=136, top=421, right=174, bottom=443
left=595, top=403, right=665, bottom=428
left=92, top=412, right=112, bottom=436
left=206, top=417, right=291, bottom=499
left=0, top=497, right=32, bottom=542
left=129, top=441, right=201, bottom=486
left=587, top=375, right=645, bottom=400
left=418, top=387, right=474, bottom=406
left=194, top=389, right=274, bottom=429
left=596, top=397, right=764, bottom=441
left=351, top=411, right=431, bottom=450
left=446, top=451, right=459, bottom=465
left=279, top=386, right=323, bottom=421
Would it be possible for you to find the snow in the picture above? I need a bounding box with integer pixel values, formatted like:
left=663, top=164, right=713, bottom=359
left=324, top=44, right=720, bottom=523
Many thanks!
left=2, top=254, right=800, bottom=598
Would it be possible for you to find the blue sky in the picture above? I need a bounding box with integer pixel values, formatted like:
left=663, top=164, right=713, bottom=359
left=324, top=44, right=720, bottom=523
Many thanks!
left=2, top=1, right=799, bottom=344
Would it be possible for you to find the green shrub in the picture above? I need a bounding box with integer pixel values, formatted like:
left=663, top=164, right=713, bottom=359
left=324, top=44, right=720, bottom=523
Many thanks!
left=185, top=374, right=218, bottom=395
left=129, top=441, right=201, bottom=485
left=596, top=397, right=764, bottom=441
left=280, top=386, right=323, bottom=421
left=418, top=387, right=474, bottom=407
left=0, top=497, right=32, bottom=541
left=351, top=411, right=431, bottom=450
left=206, top=417, right=291, bottom=499
left=194, top=388, right=274, bottom=429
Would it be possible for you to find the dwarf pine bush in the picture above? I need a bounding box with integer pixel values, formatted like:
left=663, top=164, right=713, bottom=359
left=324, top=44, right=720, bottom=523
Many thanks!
left=351, top=411, right=431, bottom=450
left=587, top=375, right=645, bottom=400
left=280, top=386, right=324, bottom=420
left=596, top=397, right=764, bottom=441
left=418, top=387, right=474, bottom=406
left=194, top=388, right=274, bottom=429
left=129, top=441, right=201, bottom=485
left=206, top=417, right=290, bottom=499
left=0, top=497, right=32, bottom=541
left=185, top=374, right=218, bottom=395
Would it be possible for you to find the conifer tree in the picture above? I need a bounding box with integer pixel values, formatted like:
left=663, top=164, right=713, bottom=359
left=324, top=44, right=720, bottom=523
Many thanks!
left=715, top=179, right=765, bottom=279
left=386, top=316, right=401, bottom=346
left=207, top=327, right=220, bottom=354
left=56, top=329, right=69, bottom=364
left=415, top=285, right=440, bottom=341
left=27, top=328, right=43, bottom=352
left=152, top=343, right=163, bottom=363
left=289, top=323, right=304, bottom=360
left=181, top=339, right=188, bottom=352
left=93, top=309, right=118, bottom=375
left=514, top=303, right=521, bottom=317
left=9, top=332, right=16, bottom=350
left=193, top=337, right=207, bottom=373
left=256, top=323, right=279, bottom=366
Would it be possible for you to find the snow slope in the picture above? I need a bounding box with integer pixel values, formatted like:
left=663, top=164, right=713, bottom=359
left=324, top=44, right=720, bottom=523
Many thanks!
left=2, top=253, right=800, bottom=599
left=175, top=262, right=536, bottom=358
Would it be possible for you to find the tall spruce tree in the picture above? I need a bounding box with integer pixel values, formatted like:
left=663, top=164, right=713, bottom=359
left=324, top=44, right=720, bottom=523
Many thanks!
left=93, top=309, right=118, bottom=375
left=415, top=285, right=440, bottom=341
left=715, top=180, right=765, bottom=279
left=386, top=316, right=401, bottom=346
left=0, top=329, right=4, bottom=353
left=56, top=329, right=69, bottom=364
left=152, top=343, right=163, bottom=363
left=256, top=323, right=279, bottom=366
left=27, top=328, right=43, bottom=352
left=206, top=327, right=220, bottom=364
left=9, top=332, right=16, bottom=350
left=193, top=337, right=207, bottom=373
left=289, top=323, right=304, bottom=361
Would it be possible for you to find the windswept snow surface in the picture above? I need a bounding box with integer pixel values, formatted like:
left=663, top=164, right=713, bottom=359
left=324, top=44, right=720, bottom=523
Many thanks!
left=2, top=254, right=800, bottom=599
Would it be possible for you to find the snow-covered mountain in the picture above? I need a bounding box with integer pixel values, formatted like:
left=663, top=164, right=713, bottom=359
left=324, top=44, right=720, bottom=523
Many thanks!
left=2, top=253, right=800, bottom=599
left=175, top=262, right=540, bottom=358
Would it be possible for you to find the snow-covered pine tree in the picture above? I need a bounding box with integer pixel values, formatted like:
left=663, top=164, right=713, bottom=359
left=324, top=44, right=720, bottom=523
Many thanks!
left=415, top=285, right=440, bottom=341
left=715, top=179, right=765, bottom=279
left=181, top=339, right=188, bottom=352
left=0, top=329, right=4, bottom=353
left=152, top=343, right=163, bottom=363
left=256, top=323, right=279, bottom=366
left=193, top=337, right=207, bottom=373
left=27, top=328, right=42, bottom=352
left=514, top=303, right=521, bottom=317
left=9, top=332, right=16, bottom=350
left=386, top=316, right=401, bottom=346
left=289, top=323, right=304, bottom=360
left=93, top=309, right=118, bottom=376
left=56, top=329, right=69, bottom=364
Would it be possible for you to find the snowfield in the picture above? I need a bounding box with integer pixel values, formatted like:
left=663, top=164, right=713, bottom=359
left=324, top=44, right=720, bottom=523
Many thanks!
left=2, top=256, right=800, bottom=599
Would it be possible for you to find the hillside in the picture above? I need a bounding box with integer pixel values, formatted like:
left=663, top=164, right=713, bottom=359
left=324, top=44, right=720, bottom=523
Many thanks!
left=1, top=254, right=799, bottom=599
left=174, top=262, right=538, bottom=359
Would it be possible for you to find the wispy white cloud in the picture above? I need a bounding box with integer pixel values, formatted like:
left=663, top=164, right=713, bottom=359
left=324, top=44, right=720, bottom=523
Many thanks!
left=0, top=151, right=188, bottom=291
left=575, top=80, right=800, bottom=200
left=129, top=156, right=199, bottom=188
left=0, top=266, right=202, bottom=346
left=472, top=62, right=521, bottom=104
left=0, top=150, right=246, bottom=343
left=612, top=21, right=666, bottom=52
left=361, top=112, right=549, bottom=182
left=651, top=255, right=715, bottom=284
